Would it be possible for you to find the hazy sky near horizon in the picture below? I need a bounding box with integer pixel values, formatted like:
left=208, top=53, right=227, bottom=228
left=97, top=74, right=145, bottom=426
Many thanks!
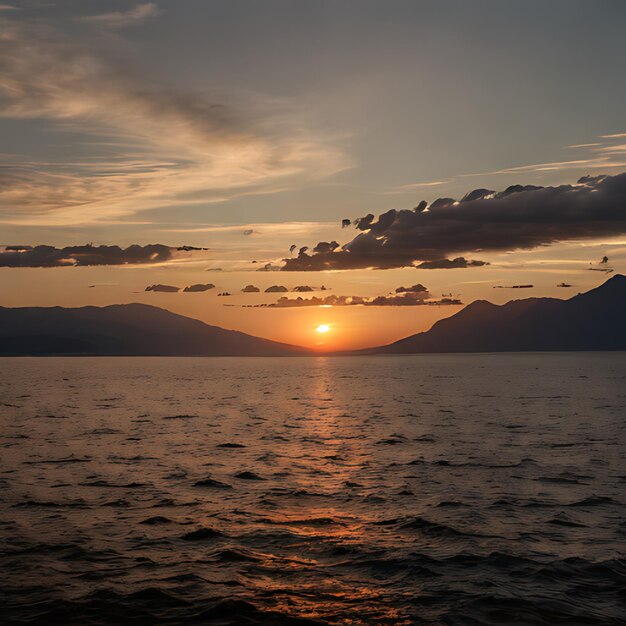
left=1, top=0, right=626, bottom=349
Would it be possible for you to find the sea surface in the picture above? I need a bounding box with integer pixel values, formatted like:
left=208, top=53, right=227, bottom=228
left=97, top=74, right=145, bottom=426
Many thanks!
left=0, top=354, right=624, bottom=625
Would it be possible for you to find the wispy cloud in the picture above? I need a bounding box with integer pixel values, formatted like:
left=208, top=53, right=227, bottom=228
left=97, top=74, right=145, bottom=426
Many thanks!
left=388, top=180, right=450, bottom=194
left=390, top=133, right=626, bottom=193
left=463, top=156, right=626, bottom=177
left=0, top=18, right=350, bottom=226
left=566, top=142, right=601, bottom=149
left=165, top=221, right=340, bottom=235
left=76, top=3, right=161, bottom=28
left=595, top=144, right=626, bottom=155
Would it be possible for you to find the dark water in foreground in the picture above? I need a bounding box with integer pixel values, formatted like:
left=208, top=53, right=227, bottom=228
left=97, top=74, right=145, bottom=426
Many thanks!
left=0, top=354, right=624, bottom=625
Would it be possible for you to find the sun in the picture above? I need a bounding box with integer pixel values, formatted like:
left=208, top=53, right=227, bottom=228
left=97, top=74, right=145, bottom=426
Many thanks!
left=315, top=324, right=331, bottom=334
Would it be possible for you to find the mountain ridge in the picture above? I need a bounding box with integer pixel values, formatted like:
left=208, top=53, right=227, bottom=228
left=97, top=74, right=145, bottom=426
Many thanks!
left=370, top=274, right=626, bottom=353
left=0, top=302, right=308, bottom=356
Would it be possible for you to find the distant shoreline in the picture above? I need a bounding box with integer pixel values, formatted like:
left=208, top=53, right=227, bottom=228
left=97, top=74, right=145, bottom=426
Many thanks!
left=2, top=350, right=626, bottom=358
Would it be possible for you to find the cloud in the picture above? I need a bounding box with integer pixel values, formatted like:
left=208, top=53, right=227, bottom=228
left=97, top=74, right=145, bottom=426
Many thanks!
left=493, top=284, right=534, bottom=289
left=183, top=283, right=215, bottom=292
left=0, top=243, right=177, bottom=267
left=395, top=284, right=429, bottom=294
left=416, top=257, right=489, bottom=269
left=281, top=173, right=626, bottom=271
left=258, top=292, right=462, bottom=308
left=390, top=180, right=450, bottom=193
left=145, top=284, right=179, bottom=293
left=264, top=285, right=288, bottom=292
left=76, top=3, right=161, bottom=28
left=367, top=293, right=461, bottom=306
left=312, top=241, right=340, bottom=254
left=292, top=285, right=328, bottom=292
left=0, top=18, right=349, bottom=225
left=588, top=255, right=614, bottom=273
left=467, top=157, right=626, bottom=177
left=168, top=221, right=339, bottom=236
left=600, top=133, right=626, bottom=139
left=256, top=263, right=281, bottom=272
left=242, top=284, right=260, bottom=292
left=596, top=144, right=626, bottom=155
left=567, top=143, right=602, bottom=149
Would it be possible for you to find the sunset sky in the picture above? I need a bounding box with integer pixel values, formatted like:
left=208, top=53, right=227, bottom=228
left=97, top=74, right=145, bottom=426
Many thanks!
left=2, top=0, right=626, bottom=349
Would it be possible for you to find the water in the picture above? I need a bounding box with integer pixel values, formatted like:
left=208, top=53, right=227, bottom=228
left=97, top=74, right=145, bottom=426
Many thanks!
left=0, top=354, right=624, bottom=625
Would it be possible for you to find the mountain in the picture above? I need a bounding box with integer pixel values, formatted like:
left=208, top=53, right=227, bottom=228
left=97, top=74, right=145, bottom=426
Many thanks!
left=0, top=303, right=308, bottom=356
left=372, top=274, right=626, bottom=353
left=3, top=276, right=625, bottom=357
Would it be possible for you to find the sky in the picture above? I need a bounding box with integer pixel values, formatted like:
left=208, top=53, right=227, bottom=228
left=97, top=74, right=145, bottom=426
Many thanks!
left=1, top=0, right=626, bottom=350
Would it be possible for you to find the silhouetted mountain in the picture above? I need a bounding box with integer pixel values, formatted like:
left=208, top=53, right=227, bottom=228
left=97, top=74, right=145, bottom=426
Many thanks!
left=0, top=303, right=307, bottom=356
left=372, top=275, right=626, bottom=353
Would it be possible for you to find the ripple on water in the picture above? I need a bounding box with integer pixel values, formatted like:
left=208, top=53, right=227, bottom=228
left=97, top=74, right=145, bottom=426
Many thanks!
left=0, top=354, right=624, bottom=625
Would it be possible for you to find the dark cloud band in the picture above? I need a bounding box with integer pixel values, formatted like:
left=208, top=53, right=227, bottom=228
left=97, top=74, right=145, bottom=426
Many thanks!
left=281, top=173, right=626, bottom=271
left=0, top=244, right=176, bottom=267
left=253, top=291, right=462, bottom=308
left=416, top=257, right=489, bottom=269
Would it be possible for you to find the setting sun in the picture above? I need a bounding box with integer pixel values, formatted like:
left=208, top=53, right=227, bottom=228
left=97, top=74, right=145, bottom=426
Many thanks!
left=316, top=324, right=331, bottom=333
